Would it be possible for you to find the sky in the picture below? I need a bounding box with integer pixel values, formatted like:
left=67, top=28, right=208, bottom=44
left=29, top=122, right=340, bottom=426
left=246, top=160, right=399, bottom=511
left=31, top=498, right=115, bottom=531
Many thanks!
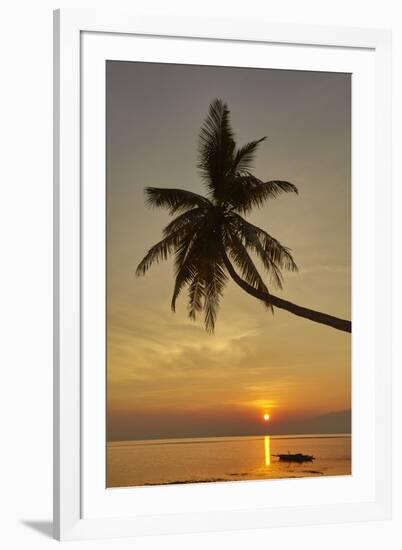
left=106, top=61, right=351, bottom=441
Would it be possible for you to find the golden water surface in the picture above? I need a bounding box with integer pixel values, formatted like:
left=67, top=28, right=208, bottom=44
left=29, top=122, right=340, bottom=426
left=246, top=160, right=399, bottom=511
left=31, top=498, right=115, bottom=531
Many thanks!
left=107, top=434, right=351, bottom=487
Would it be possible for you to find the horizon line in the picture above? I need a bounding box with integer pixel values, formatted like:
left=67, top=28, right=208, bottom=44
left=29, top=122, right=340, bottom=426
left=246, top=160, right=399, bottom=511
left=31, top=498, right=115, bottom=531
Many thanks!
left=107, top=432, right=352, bottom=445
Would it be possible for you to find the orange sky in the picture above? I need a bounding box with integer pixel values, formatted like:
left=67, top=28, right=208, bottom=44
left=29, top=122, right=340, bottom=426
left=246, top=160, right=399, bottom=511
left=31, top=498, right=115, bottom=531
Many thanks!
left=106, top=61, right=351, bottom=441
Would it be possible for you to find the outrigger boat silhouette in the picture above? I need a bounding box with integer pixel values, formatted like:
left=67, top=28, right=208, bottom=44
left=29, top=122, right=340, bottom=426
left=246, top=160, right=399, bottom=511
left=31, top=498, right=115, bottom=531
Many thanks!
left=274, top=453, right=315, bottom=463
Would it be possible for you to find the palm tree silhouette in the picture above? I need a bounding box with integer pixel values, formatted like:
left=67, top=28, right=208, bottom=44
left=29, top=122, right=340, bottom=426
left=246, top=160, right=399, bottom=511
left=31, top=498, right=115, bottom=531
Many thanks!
left=136, top=99, right=351, bottom=334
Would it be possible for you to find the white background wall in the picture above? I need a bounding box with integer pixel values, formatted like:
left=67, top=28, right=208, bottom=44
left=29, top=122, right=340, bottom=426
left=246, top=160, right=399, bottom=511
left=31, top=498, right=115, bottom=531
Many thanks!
left=0, top=1, right=401, bottom=548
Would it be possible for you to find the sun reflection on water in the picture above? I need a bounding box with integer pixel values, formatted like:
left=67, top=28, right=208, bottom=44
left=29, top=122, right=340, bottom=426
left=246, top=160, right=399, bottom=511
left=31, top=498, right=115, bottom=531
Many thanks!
left=264, top=435, right=271, bottom=466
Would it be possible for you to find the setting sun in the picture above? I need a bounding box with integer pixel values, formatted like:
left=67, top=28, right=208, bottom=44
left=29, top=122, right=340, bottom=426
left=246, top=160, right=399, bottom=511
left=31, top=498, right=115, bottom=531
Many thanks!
left=263, top=413, right=270, bottom=421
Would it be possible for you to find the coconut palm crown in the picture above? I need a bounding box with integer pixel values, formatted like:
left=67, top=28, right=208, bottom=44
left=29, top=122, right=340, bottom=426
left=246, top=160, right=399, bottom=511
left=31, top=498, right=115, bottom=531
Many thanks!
left=136, top=99, right=351, bottom=334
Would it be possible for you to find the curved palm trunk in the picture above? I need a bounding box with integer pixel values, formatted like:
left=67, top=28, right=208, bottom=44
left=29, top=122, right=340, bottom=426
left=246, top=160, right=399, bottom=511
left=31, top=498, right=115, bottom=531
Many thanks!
left=222, top=252, right=351, bottom=333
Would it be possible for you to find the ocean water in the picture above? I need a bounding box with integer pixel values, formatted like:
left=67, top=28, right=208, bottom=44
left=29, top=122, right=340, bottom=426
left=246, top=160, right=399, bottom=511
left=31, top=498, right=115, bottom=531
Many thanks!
left=107, top=434, right=351, bottom=488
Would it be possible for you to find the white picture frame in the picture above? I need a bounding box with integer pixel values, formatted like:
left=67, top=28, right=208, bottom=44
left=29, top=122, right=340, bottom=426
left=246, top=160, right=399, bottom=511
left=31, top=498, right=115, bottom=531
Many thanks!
left=53, top=8, right=392, bottom=541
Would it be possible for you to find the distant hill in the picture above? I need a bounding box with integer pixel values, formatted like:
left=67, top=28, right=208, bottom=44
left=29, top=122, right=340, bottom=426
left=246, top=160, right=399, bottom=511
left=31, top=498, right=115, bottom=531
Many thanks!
left=269, top=410, right=351, bottom=436
left=108, top=409, right=352, bottom=441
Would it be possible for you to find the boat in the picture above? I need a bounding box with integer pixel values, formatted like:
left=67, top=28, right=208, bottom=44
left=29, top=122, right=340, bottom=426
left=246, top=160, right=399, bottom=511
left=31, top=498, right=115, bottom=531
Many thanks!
left=274, top=453, right=315, bottom=463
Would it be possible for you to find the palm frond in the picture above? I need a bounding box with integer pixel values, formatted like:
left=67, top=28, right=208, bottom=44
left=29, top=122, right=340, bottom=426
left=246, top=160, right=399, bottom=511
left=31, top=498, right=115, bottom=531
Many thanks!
left=170, top=220, right=228, bottom=332
left=163, top=208, right=206, bottom=237
left=170, top=229, right=204, bottom=311
left=223, top=174, right=298, bottom=214
left=231, top=137, right=267, bottom=173
left=145, top=187, right=211, bottom=215
left=197, top=98, right=236, bottom=196
left=225, top=230, right=264, bottom=288
left=228, top=213, right=298, bottom=287
left=203, top=262, right=228, bottom=333
left=225, top=229, right=273, bottom=311
left=188, top=275, right=205, bottom=321
left=171, top=259, right=197, bottom=312
left=136, top=229, right=184, bottom=276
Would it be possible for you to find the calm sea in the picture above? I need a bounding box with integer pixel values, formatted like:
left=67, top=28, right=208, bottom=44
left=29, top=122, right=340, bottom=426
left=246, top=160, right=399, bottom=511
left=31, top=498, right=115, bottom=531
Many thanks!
left=107, top=434, right=351, bottom=488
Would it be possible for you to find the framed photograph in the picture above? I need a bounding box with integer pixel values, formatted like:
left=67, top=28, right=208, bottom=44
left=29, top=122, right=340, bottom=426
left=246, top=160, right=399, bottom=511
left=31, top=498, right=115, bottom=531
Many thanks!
left=53, top=9, right=392, bottom=540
